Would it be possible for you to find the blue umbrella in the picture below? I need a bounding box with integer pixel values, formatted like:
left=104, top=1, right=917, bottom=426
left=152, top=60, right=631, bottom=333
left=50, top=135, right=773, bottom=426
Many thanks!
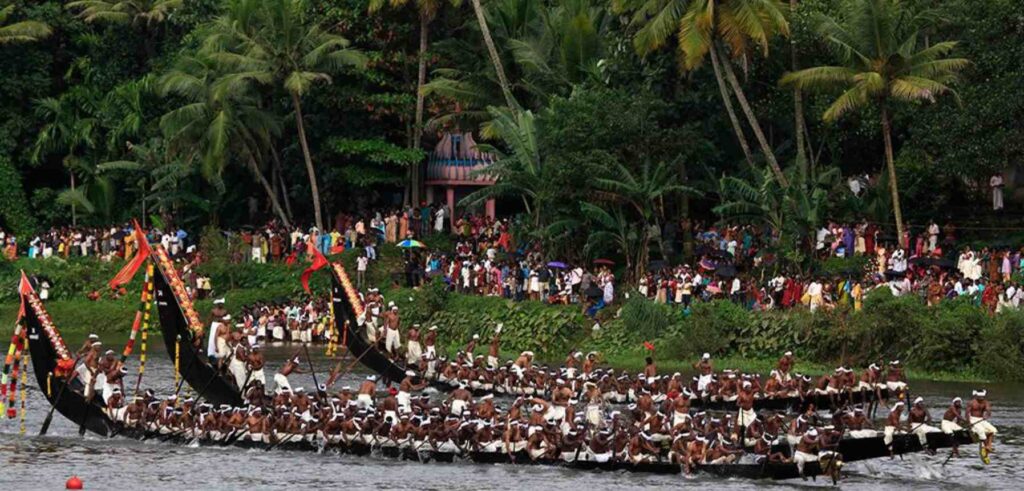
left=547, top=261, right=568, bottom=269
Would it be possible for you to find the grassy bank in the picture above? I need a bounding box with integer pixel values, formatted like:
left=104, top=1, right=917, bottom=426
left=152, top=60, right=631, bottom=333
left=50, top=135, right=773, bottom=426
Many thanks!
left=2, top=239, right=1020, bottom=383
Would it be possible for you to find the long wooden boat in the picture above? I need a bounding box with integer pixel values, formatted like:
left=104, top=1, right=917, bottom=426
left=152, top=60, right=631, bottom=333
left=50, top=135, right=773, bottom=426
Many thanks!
left=329, top=263, right=444, bottom=390
left=21, top=279, right=118, bottom=437
left=150, top=245, right=242, bottom=407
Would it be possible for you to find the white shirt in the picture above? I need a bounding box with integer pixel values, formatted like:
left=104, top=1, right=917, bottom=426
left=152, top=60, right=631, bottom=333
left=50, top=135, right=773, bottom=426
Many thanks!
left=357, top=256, right=369, bottom=272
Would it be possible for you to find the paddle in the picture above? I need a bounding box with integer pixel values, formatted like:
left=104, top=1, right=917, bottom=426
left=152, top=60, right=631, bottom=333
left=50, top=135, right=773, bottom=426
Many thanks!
left=303, top=344, right=320, bottom=397
left=173, top=335, right=201, bottom=397
left=79, top=367, right=100, bottom=436
left=39, top=353, right=84, bottom=436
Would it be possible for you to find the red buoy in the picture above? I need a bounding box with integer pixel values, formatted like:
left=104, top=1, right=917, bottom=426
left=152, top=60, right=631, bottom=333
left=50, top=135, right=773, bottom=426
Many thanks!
left=6, top=408, right=16, bottom=419
left=66, top=476, right=83, bottom=489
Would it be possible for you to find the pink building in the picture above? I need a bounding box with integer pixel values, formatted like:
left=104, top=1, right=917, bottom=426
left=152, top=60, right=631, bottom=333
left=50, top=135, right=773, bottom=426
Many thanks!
left=424, top=132, right=497, bottom=229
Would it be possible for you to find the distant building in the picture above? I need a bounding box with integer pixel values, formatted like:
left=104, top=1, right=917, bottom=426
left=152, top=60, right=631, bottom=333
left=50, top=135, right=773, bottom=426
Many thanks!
left=424, top=132, right=497, bottom=228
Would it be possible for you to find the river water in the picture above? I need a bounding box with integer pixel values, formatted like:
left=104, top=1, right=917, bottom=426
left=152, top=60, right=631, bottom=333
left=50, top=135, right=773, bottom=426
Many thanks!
left=0, top=343, right=1021, bottom=490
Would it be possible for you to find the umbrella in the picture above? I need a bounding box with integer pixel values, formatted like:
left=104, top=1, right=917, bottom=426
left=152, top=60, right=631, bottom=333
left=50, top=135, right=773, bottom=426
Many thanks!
left=715, top=264, right=738, bottom=278
left=593, top=258, right=615, bottom=266
left=397, top=239, right=426, bottom=248
left=699, top=258, right=717, bottom=271
left=547, top=261, right=568, bottom=269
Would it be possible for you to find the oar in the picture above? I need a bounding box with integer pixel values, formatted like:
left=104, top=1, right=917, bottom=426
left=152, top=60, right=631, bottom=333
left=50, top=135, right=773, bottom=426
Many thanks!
left=303, top=344, right=321, bottom=396
left=39, top=354, right=84, bottom=436
left=173, top=335, right=201, bottom=397
left=79, top=368, right=100, bottom=436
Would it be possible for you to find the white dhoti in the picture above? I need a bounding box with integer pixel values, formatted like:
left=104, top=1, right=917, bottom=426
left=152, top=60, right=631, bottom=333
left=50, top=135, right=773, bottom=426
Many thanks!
left=357, top=393, right=374, bottom=409
left=272, top=325, right=285, bottom=341
left=697, top=374, right=712, bottom=392
left=885, top=381, right=907, bottom=393
left=365, top=321, right=378, bottom=343
left=969, top=416, right=997, bottom=441
left=397, top=391, right=412, bottom=413
left=385, top=328, right=400, bottom=354
left=912, top=423, right=940, bottom=445
left=884, top=425, right=898, bottom=445
left=487, top=355, right=499, bottom=369
left=545, top=404, right=567, bottom=423
left=586, top=448, right=612, bottom=463
left=849, top=429, right=878, bottom=439
left=228, top=358, right=247, bottom=389
left=215, top=338, right=229, bottom=359
left=425, top=345, right=436, bottom=359
left=94, top=373, right=108, bottom=402
left=251, top=368, right=266, bottom=387
left=274, top=373, right=291, bottom=391
left=673, top=411, right=691, bottom=427
left=406, top=341, right=422, bottom=365
left=738, top=408, right=756, bottom=428
left=586, top=404, right=603, bottom=426
left=450, top=399, right=468, bottom=416
left=793, top=450, right=818, bottom=474
left=940, top=420, right=962, bottom=434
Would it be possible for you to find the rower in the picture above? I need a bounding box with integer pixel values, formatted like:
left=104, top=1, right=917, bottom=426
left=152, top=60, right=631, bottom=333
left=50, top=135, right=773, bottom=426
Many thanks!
left=908, top=396, right=940, bottom=449
left=643, top=357, right=656, bottom=380
left=565, top=351, right=581, bottom=380
left=692, top=353, right=713, bottom=393
left=406, top=324, right=422, bottom=365
left=734, top=381, right=756, bottom=441
left=884, top=401, right=906, bottom=454
left=884, top=360, right=908, bottom=400
left=941, top=397, right=966, bottom=457
left=487, top=324, right=502, bottom=369
left=357, top=375, right=377, bottom=408
left=845, top=407, right=876, bottom=438
left=398, top=370, right=427, bottom=413
left=582, top=352, right=597, bottom=378
left=275, top=352, right=304, bottom=391
left=753, top=432, right=786, bottom=463
left=968, top=389, right=997, bottom=460
left=448, top=384, right=472, bottom=417
left=776, top=351, right=794, bottom=381
left=793, top=427, right=820, bottom=477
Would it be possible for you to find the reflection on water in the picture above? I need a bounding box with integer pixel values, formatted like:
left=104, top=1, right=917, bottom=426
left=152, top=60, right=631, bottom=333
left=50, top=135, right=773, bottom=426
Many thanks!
left=1, top=343, right=1022, bottom=490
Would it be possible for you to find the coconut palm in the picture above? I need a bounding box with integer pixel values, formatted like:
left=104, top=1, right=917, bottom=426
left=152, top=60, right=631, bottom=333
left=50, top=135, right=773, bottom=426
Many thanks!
left=470, top=0, right=519, bottom=113
left=202, top=0, right=366, bottom=230
left=32, top=91, right=100, bottom=226
left=0, top=5, right=51, bottom=44
left=66, top=0, right=182, bottom=59
left=157, top=53, right=292, bottom=227
left=620, top=0, right=790, bottom=186
left=780, top=0, right=968, bottom=241
left=368, top=0, right=463, bottom=206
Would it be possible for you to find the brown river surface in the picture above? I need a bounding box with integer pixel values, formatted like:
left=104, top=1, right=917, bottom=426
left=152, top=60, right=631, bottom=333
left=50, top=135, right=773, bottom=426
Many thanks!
left=0, top=341, right=1022, bottom=490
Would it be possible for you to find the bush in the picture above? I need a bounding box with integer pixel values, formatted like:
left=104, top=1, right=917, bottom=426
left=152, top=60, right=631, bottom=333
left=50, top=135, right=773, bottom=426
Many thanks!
left=662, top=300, right=749, bottom=360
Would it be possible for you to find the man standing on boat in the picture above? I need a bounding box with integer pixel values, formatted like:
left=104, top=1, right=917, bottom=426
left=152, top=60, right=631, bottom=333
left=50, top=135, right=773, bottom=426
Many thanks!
left=207, top=298, right=227, bottom=361
left=406, top=324, right=422, bottom=365
left=968, top=389, right=997, bottom=460
left=383, top=303, right=401, bottom=358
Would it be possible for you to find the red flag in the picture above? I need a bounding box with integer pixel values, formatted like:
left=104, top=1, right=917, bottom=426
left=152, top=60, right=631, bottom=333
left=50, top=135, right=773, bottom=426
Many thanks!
left=643, top=341, right=655, bottom=352
left=17, top=271, right=33, bottom=321
left=300, top=246, right=329, bottom=294
left=109, top=220, right=152, bottom=290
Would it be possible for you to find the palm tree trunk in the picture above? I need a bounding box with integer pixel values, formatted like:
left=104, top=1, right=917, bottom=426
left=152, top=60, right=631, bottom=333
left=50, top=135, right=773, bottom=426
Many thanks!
left=290, top=92, right=324, bottom=230
left=708, top=43, right=755, bottom=169
left=271, top=145, right=294, bottom=221
left=790, top=0, right=807, bottom=176
left=70, top=171, right=77, bottom=227
left=249, top=156, right=292, bottom=228
left=470, top=0, right=518, bottom=113
left=411, top=13, right=430, bottom=207
left=880, top=106, right=905, bottom=243
left=716, top=45, right=789, bottom=187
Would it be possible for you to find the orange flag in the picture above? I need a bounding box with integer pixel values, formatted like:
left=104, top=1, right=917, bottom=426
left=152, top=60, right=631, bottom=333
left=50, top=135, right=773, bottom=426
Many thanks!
left=17, top=271, right=33, bottom=322
left=109, top=220, right=152, bottom=290
left=300, top=246, right=329, bottom=294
